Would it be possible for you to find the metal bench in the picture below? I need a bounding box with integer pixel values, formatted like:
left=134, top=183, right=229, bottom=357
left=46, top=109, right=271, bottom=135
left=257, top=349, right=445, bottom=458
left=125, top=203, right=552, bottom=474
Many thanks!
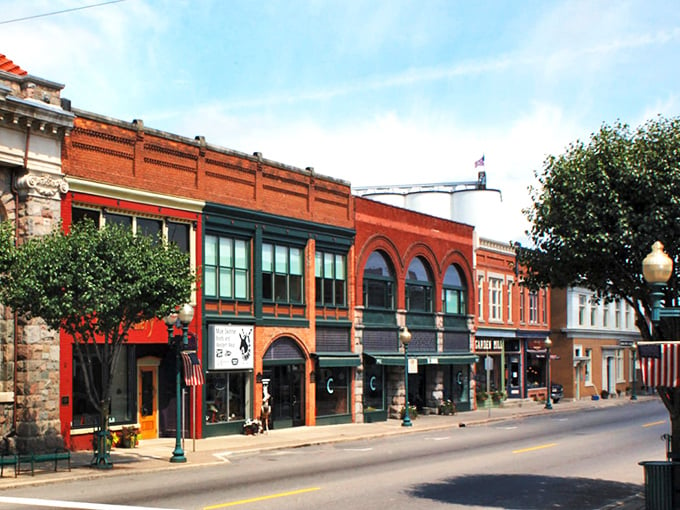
left=18, top=449, right=71, bottom=476
left=0, top=453, right=17, bottom=477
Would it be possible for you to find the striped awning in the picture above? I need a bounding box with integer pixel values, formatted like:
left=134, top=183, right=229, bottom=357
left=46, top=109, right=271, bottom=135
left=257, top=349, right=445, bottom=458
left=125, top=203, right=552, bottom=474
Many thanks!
left=181, top=351, right=205, bottom=386
left=639, top=342, right=680, bottom=387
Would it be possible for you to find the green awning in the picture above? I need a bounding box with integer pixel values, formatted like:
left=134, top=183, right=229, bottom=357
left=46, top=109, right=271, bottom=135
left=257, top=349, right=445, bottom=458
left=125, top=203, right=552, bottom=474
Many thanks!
left=364, top=352, right=478, bottom=366
left=311, top=353, right=361, bottom=368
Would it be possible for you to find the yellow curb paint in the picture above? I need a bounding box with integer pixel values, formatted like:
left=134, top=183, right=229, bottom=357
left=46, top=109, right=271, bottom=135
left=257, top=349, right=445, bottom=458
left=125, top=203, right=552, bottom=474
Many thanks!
left=204, top=487, right=321, bottom=509
left=512, top=443, right=558, bottom=454
left=643, top=420, right=666, bottom=428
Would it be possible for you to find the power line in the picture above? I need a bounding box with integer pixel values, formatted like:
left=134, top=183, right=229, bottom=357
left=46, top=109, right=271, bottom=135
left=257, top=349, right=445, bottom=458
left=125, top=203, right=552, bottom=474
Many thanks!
left=0, top=0, right=126, bottom=25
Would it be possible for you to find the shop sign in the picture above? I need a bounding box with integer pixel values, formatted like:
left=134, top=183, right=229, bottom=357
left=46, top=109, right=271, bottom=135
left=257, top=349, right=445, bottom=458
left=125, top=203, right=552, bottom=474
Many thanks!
left=408, top=358, right=418, bottom=374
left=475, top=339, right=504, bottom=351
left=208, top=324, right=254, bottom=370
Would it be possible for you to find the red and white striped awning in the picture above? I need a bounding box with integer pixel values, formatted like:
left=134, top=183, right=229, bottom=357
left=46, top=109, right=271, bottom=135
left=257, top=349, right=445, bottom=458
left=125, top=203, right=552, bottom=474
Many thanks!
left=639, top=342, right=680, bottom=387
left=181, top=351, right=205, bottom=386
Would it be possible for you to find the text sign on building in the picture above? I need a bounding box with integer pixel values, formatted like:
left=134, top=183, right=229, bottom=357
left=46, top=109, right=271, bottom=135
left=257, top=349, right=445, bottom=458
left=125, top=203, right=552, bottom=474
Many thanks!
left=475, top=339, right=504, bottom=351
left=208, top=325, right=254, bottom=370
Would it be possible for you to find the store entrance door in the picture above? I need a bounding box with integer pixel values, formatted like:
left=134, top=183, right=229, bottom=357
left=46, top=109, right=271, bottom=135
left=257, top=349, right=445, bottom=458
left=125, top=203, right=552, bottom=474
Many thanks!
left=264, top=364, right=304, bottom=428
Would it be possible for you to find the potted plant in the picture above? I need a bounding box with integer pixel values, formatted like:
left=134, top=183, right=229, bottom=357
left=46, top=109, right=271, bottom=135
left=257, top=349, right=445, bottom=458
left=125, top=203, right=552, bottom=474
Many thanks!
left=492, top=390, right=506, bottom=403
left=438, top=399, right=456, bottom=415
left=242, top=419, right=262, bottom=435
left=119, top=425, right=141, bottom=448
left=476, top=391, right=489, bottom=404
left=400, top=405, right=418, bottom=420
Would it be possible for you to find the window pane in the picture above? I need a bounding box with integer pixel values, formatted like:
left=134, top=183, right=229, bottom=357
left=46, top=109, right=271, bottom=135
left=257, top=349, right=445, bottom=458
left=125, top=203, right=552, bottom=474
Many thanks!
left=205, top=267, right=217, bottom=296
left=324, top=279, right=334, bottom=305
left=275, top=245, right=288, bottom=273
left=220, top=237, right=233, bottom=267
left=444, top=265, right=463, bottom=287
left=275, top=274, right=288, bottom=301
left=324, top=253, right=334, bottom=279
left=289, top=274, right=303, bottom=302
left=137, top=217, right=162, bottom=240
left=290, top=248, right=303, bottom=275
left=315, top=252, right=323, bottom=277
left=334, top=280, right=346, bottom=306
left=408, top=284, right=427, bottom=311
left=205, top=236, right=218, bottom=265
left=407, top=257, right=429, bottom=282
left=168, top=221, right=189, bottom=253
left=262, top=243, right=273, bottom=272
left=219, top=270, right=232, bottom=298
left=72, top=207, right=100, bottom=226
left=262, top=273, right=273, bottom=300
left=367, top=280, right=388, bottom=308
left=365, top=251, right=391, bottom=277
left=316, top=277, right=323, bottom=304
left=234, top=269, right=248, bottom=299
left=234, top=239, right=248, bottom=269
left=335, top=255, right=345, bottom=279
left=104, top=212, right=132, bottom=229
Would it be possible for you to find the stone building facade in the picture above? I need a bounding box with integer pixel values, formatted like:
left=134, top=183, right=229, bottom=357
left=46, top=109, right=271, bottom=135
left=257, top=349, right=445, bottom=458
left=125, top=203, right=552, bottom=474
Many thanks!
left=0, top=56, right=73, bottom=452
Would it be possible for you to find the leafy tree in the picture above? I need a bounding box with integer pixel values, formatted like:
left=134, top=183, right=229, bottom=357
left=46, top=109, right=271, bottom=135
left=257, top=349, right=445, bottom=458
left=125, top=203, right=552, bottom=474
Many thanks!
left=0, top=219, right=195, bottom=465
left=519, top=115, right=680, bottom=458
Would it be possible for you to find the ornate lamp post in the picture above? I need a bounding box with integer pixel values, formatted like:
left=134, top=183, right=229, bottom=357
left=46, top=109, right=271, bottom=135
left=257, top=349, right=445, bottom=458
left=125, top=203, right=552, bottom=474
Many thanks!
left=400, top=326, right=413, bottom=427
left=544, top=337, right=553, bottom=410
left=164, top=303, right=194, bottom=463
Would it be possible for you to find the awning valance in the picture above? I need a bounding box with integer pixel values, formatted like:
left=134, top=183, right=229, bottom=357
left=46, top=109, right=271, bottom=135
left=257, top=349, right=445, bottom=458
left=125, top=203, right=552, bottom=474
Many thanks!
left=311, top=353, right=361, bottom=368
left=364, top=352, right=478, bottom=366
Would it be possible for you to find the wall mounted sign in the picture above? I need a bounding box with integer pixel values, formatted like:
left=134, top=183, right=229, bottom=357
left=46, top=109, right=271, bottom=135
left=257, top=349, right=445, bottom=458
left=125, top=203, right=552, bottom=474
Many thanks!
left=208, top=324, right=254, bottom=370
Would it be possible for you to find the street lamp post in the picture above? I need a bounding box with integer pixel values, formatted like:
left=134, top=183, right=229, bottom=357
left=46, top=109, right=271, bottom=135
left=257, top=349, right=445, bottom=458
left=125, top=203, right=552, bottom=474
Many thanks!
left=631, top=342, right=638, bottom=401
left=400, top=326, right=413, bottom=427
left=164, top=303, right=194, bottom=463
left=544, top=337, right=553, bottom=410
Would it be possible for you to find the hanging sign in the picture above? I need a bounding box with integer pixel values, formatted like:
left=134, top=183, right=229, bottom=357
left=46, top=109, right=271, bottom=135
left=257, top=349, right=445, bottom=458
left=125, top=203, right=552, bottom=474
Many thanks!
left=208, top=324, right=254, bottom=370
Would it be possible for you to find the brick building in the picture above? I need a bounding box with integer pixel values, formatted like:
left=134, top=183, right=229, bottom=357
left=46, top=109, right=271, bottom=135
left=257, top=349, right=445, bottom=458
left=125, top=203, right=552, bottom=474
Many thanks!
left=354, top=197, right=476, bottom=419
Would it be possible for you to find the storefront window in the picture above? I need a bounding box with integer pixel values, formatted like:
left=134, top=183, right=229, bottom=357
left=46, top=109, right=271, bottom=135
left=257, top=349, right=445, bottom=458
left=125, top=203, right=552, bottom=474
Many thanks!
left=526, top=354, right=547, bottom=388
left=444, top=365, right=470, bottom=404
left=205, top=372, right=249, bottom=423
left=72, top=345, right=132, bottom=428
left=363, top=363, right=384, bottom=411
left=315, top=367, right=350, bottom=416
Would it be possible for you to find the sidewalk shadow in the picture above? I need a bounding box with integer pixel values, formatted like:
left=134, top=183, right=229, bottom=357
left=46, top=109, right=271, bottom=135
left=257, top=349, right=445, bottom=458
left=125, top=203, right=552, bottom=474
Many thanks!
left=408, top=473, right=641, bottom=509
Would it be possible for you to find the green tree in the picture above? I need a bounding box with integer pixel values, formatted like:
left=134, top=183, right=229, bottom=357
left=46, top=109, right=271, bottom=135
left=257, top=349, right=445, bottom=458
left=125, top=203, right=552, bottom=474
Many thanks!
left=519, top=115, right=680, bottom=461
left=0, top=219, right=195, bottom=466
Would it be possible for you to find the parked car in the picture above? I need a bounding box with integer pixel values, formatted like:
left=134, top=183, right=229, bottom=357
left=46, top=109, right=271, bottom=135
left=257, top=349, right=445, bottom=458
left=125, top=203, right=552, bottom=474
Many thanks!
left=551, top=383, right=564, bottom=403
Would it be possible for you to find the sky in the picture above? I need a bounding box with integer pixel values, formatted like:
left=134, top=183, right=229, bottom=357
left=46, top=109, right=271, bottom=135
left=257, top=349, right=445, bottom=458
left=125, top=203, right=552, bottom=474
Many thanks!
left=2, top=0, right=680, bottom=243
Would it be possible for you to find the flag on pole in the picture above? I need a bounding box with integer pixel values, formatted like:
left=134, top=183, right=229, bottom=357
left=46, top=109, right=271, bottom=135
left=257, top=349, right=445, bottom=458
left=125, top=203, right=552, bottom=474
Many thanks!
left=181, top=351, right=205, bottom=386
left=474, top=155, right=485, bottom=168
left=639, top=342, right=680, bottom=387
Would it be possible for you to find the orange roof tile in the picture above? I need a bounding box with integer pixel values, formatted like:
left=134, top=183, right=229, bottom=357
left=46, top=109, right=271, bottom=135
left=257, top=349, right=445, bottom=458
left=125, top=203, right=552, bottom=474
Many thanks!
left=0, top=54, right=28, bottom=76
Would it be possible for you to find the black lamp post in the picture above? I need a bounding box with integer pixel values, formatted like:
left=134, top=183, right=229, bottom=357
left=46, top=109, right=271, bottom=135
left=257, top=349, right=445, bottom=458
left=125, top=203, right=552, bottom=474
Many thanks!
left=164, top=303, right=194, bottom=463
left=631, top=342, right=638, bottom=401
left=544, top=337, right=553, bottom=410
left=400, top=326, right=413, bottom=427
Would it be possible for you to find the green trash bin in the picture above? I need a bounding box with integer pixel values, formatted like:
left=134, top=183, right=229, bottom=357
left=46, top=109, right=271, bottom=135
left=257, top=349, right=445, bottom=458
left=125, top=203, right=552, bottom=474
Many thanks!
left=639, top=461, right=674, bottom=510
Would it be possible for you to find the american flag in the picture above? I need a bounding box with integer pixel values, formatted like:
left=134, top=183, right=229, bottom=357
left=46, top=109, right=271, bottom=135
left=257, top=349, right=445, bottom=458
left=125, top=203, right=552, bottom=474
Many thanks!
left=474, top=155, right=485, bottom=168
left=639, top=342, right=680, bottom=387
left=181, top=351, right=205, bottom=386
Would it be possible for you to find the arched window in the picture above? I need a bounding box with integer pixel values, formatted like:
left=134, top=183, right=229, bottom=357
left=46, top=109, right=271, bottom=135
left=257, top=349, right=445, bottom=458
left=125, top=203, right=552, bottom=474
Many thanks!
left=443, top=264, right=467, bottom=315
left=363, top=251, right=395, bottom=309
left=406, top=256, right=433, bottom=312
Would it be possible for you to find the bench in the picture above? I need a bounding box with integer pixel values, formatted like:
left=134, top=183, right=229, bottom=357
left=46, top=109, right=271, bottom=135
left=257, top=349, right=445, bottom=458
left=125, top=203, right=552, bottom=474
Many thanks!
left=18, top=449, right=71, bottom=476
left=0, top=454, right=17, bottom=478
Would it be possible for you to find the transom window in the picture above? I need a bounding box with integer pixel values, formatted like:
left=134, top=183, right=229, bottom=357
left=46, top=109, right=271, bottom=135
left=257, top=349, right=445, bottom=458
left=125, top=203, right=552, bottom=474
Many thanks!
left=406, top=257, right=433, bottom=312
left=315, top=251, right=347, bottom=306
left=363, top=251, right=394, bottom=310
left=205, top=235, right=250, bottom=300
left=443, top=265, right=466, bottom=315
left=262, top=243, right=303, bottom=304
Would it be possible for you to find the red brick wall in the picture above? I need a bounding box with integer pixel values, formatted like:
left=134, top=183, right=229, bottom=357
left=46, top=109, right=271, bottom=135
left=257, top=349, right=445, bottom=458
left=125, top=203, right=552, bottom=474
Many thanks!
left=354, top=196, right=474, bottom=312
left=63, top=114, right=354, bottom=228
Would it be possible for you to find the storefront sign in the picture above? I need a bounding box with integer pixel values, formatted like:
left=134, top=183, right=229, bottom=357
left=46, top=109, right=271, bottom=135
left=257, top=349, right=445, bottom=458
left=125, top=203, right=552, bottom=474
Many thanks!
left=208, top=325, right=254, bottom=370
left=408, top=358, right=418, bottom=374
left=475, top=339, right=504, bottom=351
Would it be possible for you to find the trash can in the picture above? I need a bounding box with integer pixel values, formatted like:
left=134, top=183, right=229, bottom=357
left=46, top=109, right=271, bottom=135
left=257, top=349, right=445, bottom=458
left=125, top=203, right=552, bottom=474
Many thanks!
left=639, top=461, right=674, bottom=510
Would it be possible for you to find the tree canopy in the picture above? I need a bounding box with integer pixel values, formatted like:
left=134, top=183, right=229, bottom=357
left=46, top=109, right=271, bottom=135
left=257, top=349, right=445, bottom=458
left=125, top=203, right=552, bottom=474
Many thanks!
left=519, top=116, right=680, bottom=341
left=0, top=219, right=195, bottom=430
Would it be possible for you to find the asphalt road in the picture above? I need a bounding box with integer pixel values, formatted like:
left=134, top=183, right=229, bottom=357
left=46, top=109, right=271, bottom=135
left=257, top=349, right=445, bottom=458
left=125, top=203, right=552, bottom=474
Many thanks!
left=0, top=399, right=668, bottom=510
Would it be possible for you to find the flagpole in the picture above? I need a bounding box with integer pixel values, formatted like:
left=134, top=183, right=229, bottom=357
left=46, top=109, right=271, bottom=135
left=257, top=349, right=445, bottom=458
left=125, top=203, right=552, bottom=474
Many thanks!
left=192, top=385, right=196, bottom=452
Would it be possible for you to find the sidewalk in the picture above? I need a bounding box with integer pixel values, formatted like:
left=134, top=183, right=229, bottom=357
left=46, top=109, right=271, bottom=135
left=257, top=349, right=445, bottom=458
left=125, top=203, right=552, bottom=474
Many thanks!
left=0, top=396, right=654, bottom=509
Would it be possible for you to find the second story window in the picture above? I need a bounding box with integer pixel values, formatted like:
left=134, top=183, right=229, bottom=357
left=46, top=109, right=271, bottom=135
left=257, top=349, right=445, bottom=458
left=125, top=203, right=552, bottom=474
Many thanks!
left=477, top=275, right=484, bottom=320
left=363, top=251, right=394, bottom=310
left=315, top=251, right=347, bottom=307
left=488, top=277, right=503, bottom=321
left=205, top=236, right=250, bottom=300
left=507, top=280, right=513, bottom=323
left=578, top=294, right=587, bottom=325
left=262, top=243, right=303, bottom=304
left=406, top=257, right=433, bottom=312
left=443, top=265, right=466, bottom=315
left=529, top=291, right=538, bottom=324
left=519, top=287, right=525, bottom=324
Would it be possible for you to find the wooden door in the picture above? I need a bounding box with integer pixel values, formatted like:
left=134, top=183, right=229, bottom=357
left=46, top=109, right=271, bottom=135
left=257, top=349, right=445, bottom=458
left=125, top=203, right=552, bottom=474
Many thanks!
left=137, top=361, right=159, bottom=440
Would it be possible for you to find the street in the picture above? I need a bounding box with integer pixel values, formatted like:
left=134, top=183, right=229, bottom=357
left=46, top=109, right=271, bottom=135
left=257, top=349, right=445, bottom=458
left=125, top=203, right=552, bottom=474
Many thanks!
left=0, top=399, right=667, bottom=510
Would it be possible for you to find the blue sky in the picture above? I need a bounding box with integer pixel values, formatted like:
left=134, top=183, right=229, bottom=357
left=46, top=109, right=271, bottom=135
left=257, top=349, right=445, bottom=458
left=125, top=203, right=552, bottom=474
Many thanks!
left=2, top=0, right=679, bottom=242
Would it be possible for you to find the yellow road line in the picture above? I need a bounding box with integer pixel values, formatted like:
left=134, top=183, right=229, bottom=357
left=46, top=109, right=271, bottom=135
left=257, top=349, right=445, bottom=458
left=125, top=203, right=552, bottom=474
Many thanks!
left=643, top=420, right=666, bottom=428
left=513, top=443, right=558, bottom=454
left=204, top=487, right=321, bottom=509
